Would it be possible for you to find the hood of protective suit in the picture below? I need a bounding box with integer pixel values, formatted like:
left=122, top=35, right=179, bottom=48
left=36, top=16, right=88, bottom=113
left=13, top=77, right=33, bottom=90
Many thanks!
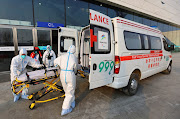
left=67, top=45, right=76, bottom=54
left=19, top=48, right=27, bottom=56
left=47, top=45, right=51, bottom=51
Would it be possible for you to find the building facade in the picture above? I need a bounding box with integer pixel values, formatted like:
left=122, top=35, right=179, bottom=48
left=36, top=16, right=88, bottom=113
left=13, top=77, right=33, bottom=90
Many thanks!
left=0, top=0, right=180, bottom=72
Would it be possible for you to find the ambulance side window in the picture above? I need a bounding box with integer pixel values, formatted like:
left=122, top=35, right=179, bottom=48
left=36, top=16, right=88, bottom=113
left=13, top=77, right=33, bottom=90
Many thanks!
left=141, top=35, right=149, bottom=49
left=91, top=25, right=111, bottom=54
left=149, top=36, right=162, bottom=50
left=124, top=31, right=142, bottom=50
left=60, top=36, right=75, bottom=52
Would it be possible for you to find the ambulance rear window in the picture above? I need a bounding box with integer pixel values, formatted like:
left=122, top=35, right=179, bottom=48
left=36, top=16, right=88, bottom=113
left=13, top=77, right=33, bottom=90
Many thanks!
left=60, top=36, right=75, bottom=52
left=91, top=25, right=111, bottom=54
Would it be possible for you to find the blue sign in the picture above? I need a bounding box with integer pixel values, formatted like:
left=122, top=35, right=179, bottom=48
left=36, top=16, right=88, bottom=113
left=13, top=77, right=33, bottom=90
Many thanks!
left=150, top=26, right=158, bottom=29
left=37, top=21, right=64, bottom=28
left=38, top=46, right=52, bottom=50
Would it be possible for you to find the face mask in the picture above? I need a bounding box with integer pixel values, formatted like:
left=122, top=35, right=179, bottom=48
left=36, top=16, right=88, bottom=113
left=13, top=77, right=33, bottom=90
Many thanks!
left=47, top=48, right=51, bottom=51
left=21, top=55, right=26, bottom=59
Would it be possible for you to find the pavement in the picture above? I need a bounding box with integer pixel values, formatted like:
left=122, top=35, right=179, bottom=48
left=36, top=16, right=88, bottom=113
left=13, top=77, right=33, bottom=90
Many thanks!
left=0, top=53, right=180, bottom=119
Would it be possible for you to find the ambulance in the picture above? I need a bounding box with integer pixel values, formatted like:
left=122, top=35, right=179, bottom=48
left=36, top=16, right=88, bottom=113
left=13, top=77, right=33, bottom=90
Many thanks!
left=57, top=9, right=174, bottom=95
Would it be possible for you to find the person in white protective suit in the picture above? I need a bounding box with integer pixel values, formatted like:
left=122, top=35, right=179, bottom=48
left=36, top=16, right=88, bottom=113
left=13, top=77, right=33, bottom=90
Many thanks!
left=10, top=48, right=43, bottom=102
left=43, top=45, right=56, bottom=68
left=54, top=45, right=78, bottom=116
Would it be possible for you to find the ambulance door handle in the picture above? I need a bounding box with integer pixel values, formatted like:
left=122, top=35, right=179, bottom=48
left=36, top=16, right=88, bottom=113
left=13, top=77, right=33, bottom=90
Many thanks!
left=93, top=63, right=97, bottom=70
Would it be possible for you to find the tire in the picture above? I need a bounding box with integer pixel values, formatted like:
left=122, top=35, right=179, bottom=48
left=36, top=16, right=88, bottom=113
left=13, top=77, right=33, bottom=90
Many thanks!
left=122, top=73, right=139, bottom=96
left=162, top=62, right=172, bottom=74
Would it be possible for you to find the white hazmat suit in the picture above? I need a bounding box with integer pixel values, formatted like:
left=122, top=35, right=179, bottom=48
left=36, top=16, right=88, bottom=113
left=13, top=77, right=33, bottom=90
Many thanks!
left=54, top=45, right=78, bottom=115
left=43, top=45, right=56, bottom=68
left=10, top=48, right=43, bottom=102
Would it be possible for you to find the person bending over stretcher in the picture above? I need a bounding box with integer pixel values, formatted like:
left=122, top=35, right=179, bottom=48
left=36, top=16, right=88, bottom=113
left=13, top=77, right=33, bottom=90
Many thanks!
left=54, top=45, right=78, bottom=116
left=10, top=48, right=43, bottom=102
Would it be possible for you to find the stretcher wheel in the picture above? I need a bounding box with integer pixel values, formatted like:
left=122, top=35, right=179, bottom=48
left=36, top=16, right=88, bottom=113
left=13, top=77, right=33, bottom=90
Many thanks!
left=29, top=102, right=35, bottom=110
left=28, top=95, right=34, bottom=100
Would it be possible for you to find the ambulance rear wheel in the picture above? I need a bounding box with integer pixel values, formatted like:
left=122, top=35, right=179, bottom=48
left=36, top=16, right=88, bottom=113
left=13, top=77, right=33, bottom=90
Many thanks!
left=123, top=73, right=139, bottom=96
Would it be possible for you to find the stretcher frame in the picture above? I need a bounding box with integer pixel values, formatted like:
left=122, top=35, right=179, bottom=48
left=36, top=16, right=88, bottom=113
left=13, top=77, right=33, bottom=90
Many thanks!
left=11, top=69, right=65, bottom=110
left=11, top=69, right=85, bottom=110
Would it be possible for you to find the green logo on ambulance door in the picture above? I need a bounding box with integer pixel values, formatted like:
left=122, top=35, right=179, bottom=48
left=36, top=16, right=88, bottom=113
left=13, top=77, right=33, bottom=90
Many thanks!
left=99, top=61, right=114, bottom=75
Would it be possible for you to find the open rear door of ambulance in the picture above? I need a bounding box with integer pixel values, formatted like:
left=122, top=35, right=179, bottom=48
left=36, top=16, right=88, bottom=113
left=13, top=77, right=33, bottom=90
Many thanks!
left=89, top=9, right=114, bottom=89
left=58, top=27, right=79, bottom=57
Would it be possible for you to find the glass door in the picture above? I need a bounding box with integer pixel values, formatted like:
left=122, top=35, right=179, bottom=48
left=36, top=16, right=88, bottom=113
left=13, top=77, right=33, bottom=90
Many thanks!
left=0, top=25, right=15, bottom=72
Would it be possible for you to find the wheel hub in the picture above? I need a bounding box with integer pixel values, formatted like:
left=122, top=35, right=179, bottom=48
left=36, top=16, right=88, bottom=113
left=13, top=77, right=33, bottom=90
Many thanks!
left=130, top=79, right=137, bottom=90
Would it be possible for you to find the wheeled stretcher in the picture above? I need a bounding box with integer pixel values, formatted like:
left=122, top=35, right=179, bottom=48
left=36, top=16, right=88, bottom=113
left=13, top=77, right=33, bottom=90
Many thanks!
left=11, top=67, right=86, bottom=110
left=11, top=67, right=65, bottom=110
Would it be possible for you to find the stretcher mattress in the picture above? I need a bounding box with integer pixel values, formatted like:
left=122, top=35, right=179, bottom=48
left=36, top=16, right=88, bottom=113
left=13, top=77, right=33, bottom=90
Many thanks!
left=17, top=67, right=59, bottom=82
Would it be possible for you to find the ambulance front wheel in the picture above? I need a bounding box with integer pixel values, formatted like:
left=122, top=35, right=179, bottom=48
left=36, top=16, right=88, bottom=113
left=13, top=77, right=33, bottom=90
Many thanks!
left=122, top=73, right=139, bottom=96
left=163, top=61, right=172, bottom=74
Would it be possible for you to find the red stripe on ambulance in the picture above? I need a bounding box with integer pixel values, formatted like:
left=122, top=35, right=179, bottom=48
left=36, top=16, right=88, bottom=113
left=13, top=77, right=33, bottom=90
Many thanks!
left=150, top=50, right=162, bottom=54
left=120, top=53, right=163, bottom=61
left=117, top=19, right=162, bottom=34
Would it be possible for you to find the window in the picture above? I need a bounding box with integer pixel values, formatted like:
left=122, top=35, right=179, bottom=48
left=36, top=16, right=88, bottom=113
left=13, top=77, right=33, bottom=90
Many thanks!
left=0, top=28, right=13, bottom=46
left=91, top=25, right=111, bottom=54
left=108, top=8, right=119, bottom=18
left=142, top=17, right=151, bottom=26
left=0, top=0, right=33, bottom=26
left=17, top=29, right=33, bottom=46
left=149, top=36, right=162, bottom=50
left=66, top=0, right=88, bottom=27
left=121, top=11, right=133, bottom=21
left=142, top=35, right=149, bottom=49
left=34, top=0, right=65, bottom=25
left=37, top=30, right=50, bottom=46
left=0, top=28, right=14, bottom=71
left=150, top=20, right=158, bottom=27
left=60, top=36, right=75, bottom=52
left=89, top=3, right=107, bottom=15
left=124, top=31, right=142, bottom=50
left=134, top=14, right=143, bottom=24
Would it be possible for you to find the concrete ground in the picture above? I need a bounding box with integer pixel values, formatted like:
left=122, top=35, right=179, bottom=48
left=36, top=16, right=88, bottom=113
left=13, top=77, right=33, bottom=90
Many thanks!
left=0, top=53, right=180, bottom=119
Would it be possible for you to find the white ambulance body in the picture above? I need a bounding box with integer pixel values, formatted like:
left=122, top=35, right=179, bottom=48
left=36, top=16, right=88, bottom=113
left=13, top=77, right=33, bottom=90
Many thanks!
left=58, top=9, right=174, bottom=95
